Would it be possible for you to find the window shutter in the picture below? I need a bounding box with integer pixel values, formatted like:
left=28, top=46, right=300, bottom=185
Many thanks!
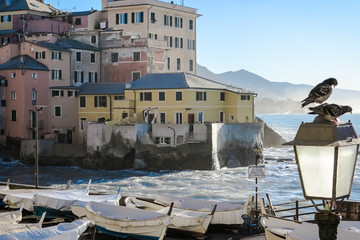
left=42, top=51, right=45, bottom=59
left=116, top=14, right=119, bottom=24
left=140, top=12, right=144, bottom=22
left=8, top=15, right=11, bottom=22
left=81, top=71, right=84, bottom=82
left=51, top=52, right=54, bottom=59
left=59, top=70, right=62, bottom=79
left=140, top=92, right=143, bottom=101
left=35, top=52, right=39, bottom=59
left=131, top=12, right=135, bottom=23
left=170, top=16, right=172, bottom=26
left=59, top=52, right=61, bottom=60
left=94, top=96, right=98, bottom=107
left=124, top=13, right=128, bottom=24
left=74, top=71, right=77, bottom=83
left=0, top=16, right=3, bottom=22
left=88, top=72, right=91, bottom=82
left=204, top=92, right=207, bottom=101
left=95, top=72, right=98, bottom=82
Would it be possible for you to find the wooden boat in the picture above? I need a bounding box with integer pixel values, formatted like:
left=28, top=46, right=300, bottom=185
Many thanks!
left=33, top=188, right=121, bottom=219
left=0, top=211, right=46, bottom=235
left=72, top=201, right=171, bottom=240
left=0, top=203, right=23, bottom=224
left=153, top=195, right=250, bottom=226
left=125, top=197, right=215, bottom=237
left=0, top=219, right=92, bottom=240
left=260, top=215, right=301, bottom=240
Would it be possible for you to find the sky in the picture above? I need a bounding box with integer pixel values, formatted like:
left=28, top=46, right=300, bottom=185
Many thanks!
left=47, top=0, right=360, bottom=91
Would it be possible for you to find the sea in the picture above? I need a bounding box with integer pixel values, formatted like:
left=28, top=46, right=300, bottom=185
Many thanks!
left=1, top=114, right=360, bottom=208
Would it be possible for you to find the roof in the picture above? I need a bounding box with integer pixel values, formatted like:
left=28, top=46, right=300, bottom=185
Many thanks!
left=129, top=73, right=255, bottom=94
left=78, top=82, right=126, bottom=95
left=72, top=10, right=97, bottom=16
left=56, top=38, right=100, bottom=52
left=0, top=55, right=49, bottom=71
left=50, top=85, right=78, bottom=90
left=35, top=41, right=70, bottom=52
left=0, top=29, right=20, bottom=35
left=0, top=0, right=63, bottom=14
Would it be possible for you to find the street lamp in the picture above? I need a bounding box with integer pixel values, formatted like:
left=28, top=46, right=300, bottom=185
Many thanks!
left=33, top=105, right=45, bottom=189
left=285, top=121, right=360, bottom=240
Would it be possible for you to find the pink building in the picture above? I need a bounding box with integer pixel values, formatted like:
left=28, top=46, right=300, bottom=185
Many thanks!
left=0, top=55, right=50, bottom=139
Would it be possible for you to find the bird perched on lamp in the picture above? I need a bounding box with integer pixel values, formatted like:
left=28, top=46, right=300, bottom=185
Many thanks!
left=301, top=78, right=338, bottom=108
left=308, top=103, right=352, bottom=123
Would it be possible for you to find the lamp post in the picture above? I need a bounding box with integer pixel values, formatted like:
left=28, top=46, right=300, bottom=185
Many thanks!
left=33, top=106, right=45, bottom=189
left=285, top=121, right=360, bottom=240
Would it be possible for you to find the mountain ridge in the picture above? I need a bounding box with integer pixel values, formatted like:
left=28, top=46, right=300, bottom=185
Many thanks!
left=196, top=64, right=360, bottom=113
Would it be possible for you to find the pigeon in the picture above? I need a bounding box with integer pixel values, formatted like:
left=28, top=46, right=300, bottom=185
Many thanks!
left=301, top=78, right=338, bottom=108
left=308, top=103, right=352, bottom=123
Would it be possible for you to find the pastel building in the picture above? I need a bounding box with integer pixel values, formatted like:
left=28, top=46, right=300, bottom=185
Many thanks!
left=0, top=55, right=50, bottom=139
left=115, top=73, right=256, bottom=125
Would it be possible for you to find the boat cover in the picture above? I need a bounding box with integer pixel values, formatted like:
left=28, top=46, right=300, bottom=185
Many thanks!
left=154, top=195, right=246, bottom=225
left=3, top=189, right=88, bottom=212
left=0, top=209, right=22, bottom=224
left=86, top=201, right=171, bottom=227
left=287, top=222, right=360, bottom=240
left=0, top=219, right=93, bottom=240
left=157, top=206, right=210, bottom=228
left=34, top=191, right=119, bottom=211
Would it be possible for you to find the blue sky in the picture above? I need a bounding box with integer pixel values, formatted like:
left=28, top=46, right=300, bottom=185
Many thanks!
left=47, top=0, right=360, bottom=90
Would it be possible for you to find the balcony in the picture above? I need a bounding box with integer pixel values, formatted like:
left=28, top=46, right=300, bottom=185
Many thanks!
left=27, top=120, right=44, bottom=130
left=101, top=38, right=168, bottom=49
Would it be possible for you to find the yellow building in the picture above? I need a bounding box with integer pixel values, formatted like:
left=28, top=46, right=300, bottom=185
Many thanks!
left=114, top=73, right=257, bottom=124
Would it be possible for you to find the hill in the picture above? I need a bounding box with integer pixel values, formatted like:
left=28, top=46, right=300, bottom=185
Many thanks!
left=196, top=64, right=360, bottom=114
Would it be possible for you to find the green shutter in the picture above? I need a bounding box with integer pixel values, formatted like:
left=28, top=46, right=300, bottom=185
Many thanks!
left=116, top=14, right=119, bottom=24
left=131, top=12, right=135, bottom=23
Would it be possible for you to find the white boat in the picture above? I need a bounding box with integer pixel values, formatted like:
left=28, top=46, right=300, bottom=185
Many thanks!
left=0, top=204, right=23, bottom=224
left=0, top=212, right=46, bottom=235
left=33, top=188, right=120, bottom=219
left=260, top=215, right=302, bottom=240
left=0, top=219, right=93, bottom=240
left=287, top=221, right=360, bottom=240
left=125, top=197, right=215, bottom=237
left=73, top=201, right=171, bottom=240
left=154, top=195, right=250, bottom=226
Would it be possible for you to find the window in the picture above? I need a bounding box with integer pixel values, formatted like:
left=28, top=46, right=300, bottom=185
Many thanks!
left=0, top=15, right=11, bottom=23
left=175, top=17, right=182, bottom=28
left=133, top=52, right=140, bottom=61
left=6, top=0, right=11, bottom=6
left=114, top=96, right=125, bottom=100
left=10, top=91, right=16, bottom=100
left=91, top=36, right=96, bottom=44
left=0, top=79, right=7, bottom=87
left=150, top=12, right=156, bottom=23
left=164, top=14, right=169, bottom=26
left=241, top=95, right=250, bottom=101
left=198, top=112, right=203, bottom=123
left=32, top=89, right=37, bottom=101
left=1, top=100, right=6, bottom=107
left=220, top=92, right=225, bottom=101
left=54, top=106, right=61, bottom=117
left=140, top=92, right=152, bottom=101
left=116, top=13, right=128, bottom=24
left=67, top=91, right=74, bottom=97
left=111, top=52, right=118, bottom=63
left=90, top=53, right=95, bottom=63
left=189, top=59, right=194, bottom=72
left=169, top=36, right=173, bottom=47
left=131, top=12, right=144, bottom=23
left=32, top=73, right=37, bottom=79
left=176, top=58, right=181, bottom=70
left=176, top=112, right=182, bottom=124
left=132, top=72, right=141, bottom=81
left=155, top=137, right=171, bottom=145
left=35, top=51, right=45, bottom=59
left=167, top=57, right=170, bottom=70
left=11, top=72, right=16, bottom=78
left=158, top=92, right=165, bottom=101
left=196, top=91, right=207, bottom=101
left=89, top=72, right=98, bottom=83
left=187, top=39, right=195, bottom=50
left=121, top=112, right=128, bottom=119
left=51, top=69, right=62, bottom=80
left=2, top=37, right=9, bottom=45
left=76, top=52, right=82, bottom=62
left=74, top=71, right=84, bottom=83
left=230, top=115, right=235, bottom=121
left=176, top=91, right=182, bottom=101
left=94, top=96, right=107, bottom=107
left=180, top=38, right=183, bottom=48
left=80, top=96, right=86, bottom=107
left=51, top=51, right=61, bottom=60
left=75, top=17, right=81, bottom=25
left=80, top=118, right=86, bottom=131
left=52, top=90, right=64, bottom=97
left=175, top=37, right=179, bottom=48
left=160, top=113, right=166, bottom=124
left=11, top=110, right=16, bottom=122
left=189, top=19, right=193, bottom=30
